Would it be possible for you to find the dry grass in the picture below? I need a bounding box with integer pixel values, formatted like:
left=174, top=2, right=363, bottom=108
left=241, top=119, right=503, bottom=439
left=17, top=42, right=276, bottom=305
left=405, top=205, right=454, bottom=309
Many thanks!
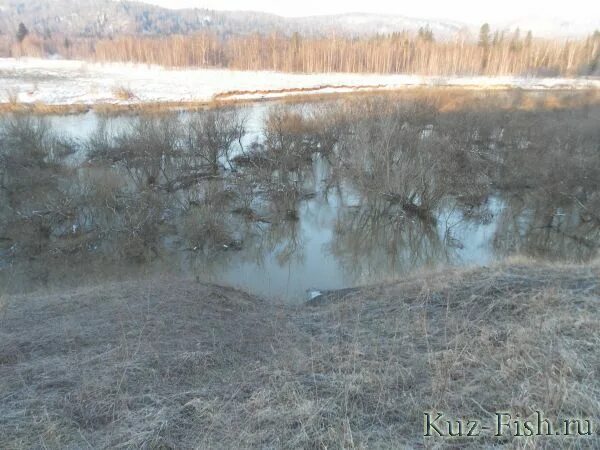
left=1, top=87, right=598, bottom=116
left=112, top=85, right=136, bottom=101
left=1, top=259, right=599, bottom=448
left=301, top=258, right=600, bottom=447
left=5, top=88, right=20, bottom=105
left=0, top=277, right=287, bottom=448
left=0, top=294, right=7, bottom=318
left=0, top=102, right=91, bottom=115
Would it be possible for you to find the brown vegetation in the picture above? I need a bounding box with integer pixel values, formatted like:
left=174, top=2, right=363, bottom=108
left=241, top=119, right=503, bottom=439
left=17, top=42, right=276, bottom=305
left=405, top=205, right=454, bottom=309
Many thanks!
left=3, top=30, right=600, bottom=76
left=1, top=259, right=599, bottom=447
left=112, top=85, right=136, bottom=101
left=100, top=32, right=600, bottom=76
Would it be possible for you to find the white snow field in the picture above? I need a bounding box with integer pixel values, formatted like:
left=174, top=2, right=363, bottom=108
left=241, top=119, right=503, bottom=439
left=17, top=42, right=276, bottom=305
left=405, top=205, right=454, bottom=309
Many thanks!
left=0, top=58, right=599, bottom=107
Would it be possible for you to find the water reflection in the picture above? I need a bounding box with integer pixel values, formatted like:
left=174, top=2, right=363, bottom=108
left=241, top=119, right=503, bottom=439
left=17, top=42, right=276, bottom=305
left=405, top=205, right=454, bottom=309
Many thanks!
left=1, top=95, right=599, bottom=301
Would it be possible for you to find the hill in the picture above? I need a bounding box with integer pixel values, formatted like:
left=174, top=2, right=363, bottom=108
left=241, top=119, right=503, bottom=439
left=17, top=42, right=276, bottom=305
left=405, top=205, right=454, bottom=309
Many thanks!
left=1, top=0, right=597, bottom=39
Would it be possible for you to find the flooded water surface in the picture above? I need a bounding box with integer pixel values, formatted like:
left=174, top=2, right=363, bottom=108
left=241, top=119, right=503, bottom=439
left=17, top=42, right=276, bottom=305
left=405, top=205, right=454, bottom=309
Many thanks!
left=1, top=93, right=599, bottom=301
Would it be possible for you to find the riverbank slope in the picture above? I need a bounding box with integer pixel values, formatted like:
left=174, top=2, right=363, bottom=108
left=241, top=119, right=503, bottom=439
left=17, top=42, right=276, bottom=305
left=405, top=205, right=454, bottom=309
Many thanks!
left=1, top=258, right=599, bottom=447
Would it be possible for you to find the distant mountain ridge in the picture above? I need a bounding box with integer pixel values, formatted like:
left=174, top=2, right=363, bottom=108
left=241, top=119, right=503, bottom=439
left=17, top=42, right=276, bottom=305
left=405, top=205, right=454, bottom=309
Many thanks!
left=0, top=0, right=290, bottom=37
left=283, top=13, right=466, bottom=38
left=0, top=0, right=597, bottom=39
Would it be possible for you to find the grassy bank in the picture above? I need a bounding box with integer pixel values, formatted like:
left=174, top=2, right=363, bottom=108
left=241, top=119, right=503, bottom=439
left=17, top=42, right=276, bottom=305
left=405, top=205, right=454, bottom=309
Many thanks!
left=1, top=85, right=599, bottom=116
left=1, top=258, right=599, bottom=448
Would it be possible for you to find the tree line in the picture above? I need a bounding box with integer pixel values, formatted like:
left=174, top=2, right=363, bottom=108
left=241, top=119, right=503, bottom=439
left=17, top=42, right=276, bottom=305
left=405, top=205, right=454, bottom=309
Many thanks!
left=2, top=24, right=600, bottom=76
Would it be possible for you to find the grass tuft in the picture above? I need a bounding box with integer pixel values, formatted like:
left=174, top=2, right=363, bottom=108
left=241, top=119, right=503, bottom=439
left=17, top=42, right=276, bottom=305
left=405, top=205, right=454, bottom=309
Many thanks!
left=112, top=85, right=136, bottom=101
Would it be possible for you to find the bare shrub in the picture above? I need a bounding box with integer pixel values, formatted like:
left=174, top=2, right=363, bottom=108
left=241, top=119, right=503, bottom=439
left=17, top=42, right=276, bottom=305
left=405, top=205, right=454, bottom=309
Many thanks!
left=0, top=116, right=76, bottom=256
left=333, top=98, right=453, bottom=214
left=264, top=105, right=316, bottom=172
left=185, top=108, right=246, bottom=174
left=180, top=179, right=237, bottom=251
left=90, top=116, right=182, bottom=190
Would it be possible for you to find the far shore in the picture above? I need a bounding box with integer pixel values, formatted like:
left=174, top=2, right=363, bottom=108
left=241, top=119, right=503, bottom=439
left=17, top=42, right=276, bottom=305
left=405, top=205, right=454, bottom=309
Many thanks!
left=1, top=57, right=599, bottom=114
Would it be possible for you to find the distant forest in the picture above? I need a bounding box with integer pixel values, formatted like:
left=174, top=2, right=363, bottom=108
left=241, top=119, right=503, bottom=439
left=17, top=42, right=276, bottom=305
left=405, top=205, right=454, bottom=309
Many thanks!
left=2, top=25, right=600, bottom=76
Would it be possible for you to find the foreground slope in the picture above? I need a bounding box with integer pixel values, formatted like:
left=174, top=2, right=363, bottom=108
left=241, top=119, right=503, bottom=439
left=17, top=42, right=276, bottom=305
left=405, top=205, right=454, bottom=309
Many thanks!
left=1, top=259, right=599, bottom=447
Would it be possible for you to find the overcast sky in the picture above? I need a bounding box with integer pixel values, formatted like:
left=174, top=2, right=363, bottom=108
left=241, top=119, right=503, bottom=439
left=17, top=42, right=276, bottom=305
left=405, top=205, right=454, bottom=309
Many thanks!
left=134, top=0, right=598, bottom=24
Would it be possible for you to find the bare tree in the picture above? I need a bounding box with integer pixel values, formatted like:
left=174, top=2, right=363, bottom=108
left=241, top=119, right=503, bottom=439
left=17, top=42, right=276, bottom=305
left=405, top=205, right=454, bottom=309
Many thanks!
left=186, top=108, right=245, bottom=174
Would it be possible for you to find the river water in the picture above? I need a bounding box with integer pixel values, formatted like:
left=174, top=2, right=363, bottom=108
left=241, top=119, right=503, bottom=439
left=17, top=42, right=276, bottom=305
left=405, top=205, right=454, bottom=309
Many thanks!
left=1, top=97, right=598, bottom=301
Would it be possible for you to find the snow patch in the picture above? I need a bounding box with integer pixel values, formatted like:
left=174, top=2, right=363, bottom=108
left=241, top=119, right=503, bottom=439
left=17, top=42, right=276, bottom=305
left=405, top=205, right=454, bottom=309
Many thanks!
left=0, top=58, right=598, bottom=107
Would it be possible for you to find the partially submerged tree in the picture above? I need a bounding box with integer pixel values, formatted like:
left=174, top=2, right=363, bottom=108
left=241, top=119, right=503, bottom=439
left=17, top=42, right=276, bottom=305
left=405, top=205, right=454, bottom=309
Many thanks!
left=186, top=108, right=245, bottom=174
